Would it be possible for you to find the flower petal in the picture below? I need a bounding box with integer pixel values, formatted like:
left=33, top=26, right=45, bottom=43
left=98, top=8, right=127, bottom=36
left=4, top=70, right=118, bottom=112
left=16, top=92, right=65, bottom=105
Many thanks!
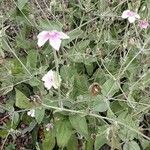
left=43, top=81, right=53, bottom=90
left=128, top=17, right=136, bottom=23
left=27, top=111, right=31, bottom=116
left=49, top=37, right=62, bottom=51
left=121, top=10, right=130, bottom=18
left=42, top=70, right=61, bottom=90
left=42, top=70, right=53, bottom=82
left=139, top=20, right=149, bottom=29
left=42, top=70, right=54, bottom=90
left=37, top=31, right=49, bottom=39
left=37, top=31, right=50, bottom=47
left=58, top=32, right=70, bottom=39
left=135, top=13, right=140, bottom=19
left=30, top=109, right=35, bottom=117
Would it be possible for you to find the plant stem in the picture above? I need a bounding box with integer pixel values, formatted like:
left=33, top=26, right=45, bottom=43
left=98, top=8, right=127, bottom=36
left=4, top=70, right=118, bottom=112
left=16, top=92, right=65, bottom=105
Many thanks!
left=53, top=49, right=63, bottom=109
left=42, top=103, right=150, bottom=141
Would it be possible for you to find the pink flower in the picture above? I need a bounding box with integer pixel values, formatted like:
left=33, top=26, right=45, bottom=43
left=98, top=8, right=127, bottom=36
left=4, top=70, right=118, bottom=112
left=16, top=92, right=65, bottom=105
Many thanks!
left=37, top=30, right=69, bottom=51
left=42, top=70, right=61, bottom=90
left=121, top=10, right=140, bottom=23
left=138, top=20, right=149, bottom=29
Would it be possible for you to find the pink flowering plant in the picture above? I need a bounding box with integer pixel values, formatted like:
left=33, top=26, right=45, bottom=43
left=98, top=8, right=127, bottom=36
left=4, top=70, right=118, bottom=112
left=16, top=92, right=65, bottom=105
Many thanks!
left=0, top=1, right=150, bottom=149
left=138, top=20, right=149, bottom=29
left=121, top=10, right=140, bottom=23
left=37, top=30, right=69, bottom=50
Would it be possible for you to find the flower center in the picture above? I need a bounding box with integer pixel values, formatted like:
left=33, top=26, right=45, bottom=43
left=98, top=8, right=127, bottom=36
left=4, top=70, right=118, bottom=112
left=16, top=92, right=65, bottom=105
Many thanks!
left=127, top=11, right=135, bottom=17
left=49, top=77, right=53, bottom=82
left=49, top=31, right=59, bottom=39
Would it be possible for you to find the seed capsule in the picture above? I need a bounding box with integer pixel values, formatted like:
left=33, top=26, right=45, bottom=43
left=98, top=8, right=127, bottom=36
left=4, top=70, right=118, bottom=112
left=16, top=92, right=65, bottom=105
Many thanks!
left=89, top=82, right=101, bottom=96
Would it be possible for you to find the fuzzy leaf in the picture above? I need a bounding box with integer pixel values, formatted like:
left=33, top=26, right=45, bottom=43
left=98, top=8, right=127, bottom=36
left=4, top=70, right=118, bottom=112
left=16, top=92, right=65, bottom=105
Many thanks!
left=95, top=135, right=107, bottom=150
left=93, top=97, right=109, bottom=112
left=15, top=89, right=32, bottom=109
left=42, top=129, right=55, bottom=150
left=26, top=50, right=37, bottom=69
left=18, top=0, right=28, bottom=10
left=38, top=20, right=63, bottom=31
left=56, top=119, right=73, bottom=147
left=0, top=130, right=8, bottom=138
left=12, top=112, right=19, bottom=126
left=101, top=78, right=119, bottom=97
left=35, top=108, right=45, bottom=124
left=67, top=135, right=78, bottom=150
left=123, top=141, right=140, bottom=150
left=62, top=29, right=83, bottom=45
left=69, top=114, right=88, bottom=137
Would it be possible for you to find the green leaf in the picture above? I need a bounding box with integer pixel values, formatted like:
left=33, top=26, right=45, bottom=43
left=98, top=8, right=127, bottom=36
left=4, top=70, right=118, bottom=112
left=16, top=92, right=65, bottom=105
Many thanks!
left=35, top=108, right=45, bottom=124
left=67, top=135, right=78, bottom=150
left=12, top=112, right=19, bottom=126
left=60, top=65, right=77, bottom=82
left=101, top=78, right=119, bottom=97
left=16, top=35, right=33, bottom=49
left=94, top=135, right=107, bottom=150
left=140, top=138, right=150, bottom=150
left=0, top=130, right=8, bottom=138
left=92, top=95, right=109, bottom=112
left=117, top=111, right=138, bottom=140
left=56, top=119, right=73, bottom=147
left=94, top=125, right=108, bottom=150
left=5, top=144, right=16, bottom=150
left=26, top=50, right=37, bottom=69
left=85, top=63, right=93, bottom=76
left=93, top=69, right=107, bottom=85
left=15, top=89, right=32, bottom=109
left=18, top=0, right=28, bottom=10
left=38, top=20, right=63, bottom=31
left=74, top=40, right=90, bottom=52
left=110, top=101, right=123, bottom=116
left=11, top=59, right=24, bottom=75
left=62, top=29, right=83, bottom=46
left=42, top=129, right=55, bottom=150
left=85, top=139, right=94, bottom=150
left=1, top=85, right=13, bottom=95
left=28, top=77, right=41, bottom=86
left=69, top=114, right=88, bottom=137
left=123, top=141, right=140, bottom=150
left=70, top=75, right=89, bottom=98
